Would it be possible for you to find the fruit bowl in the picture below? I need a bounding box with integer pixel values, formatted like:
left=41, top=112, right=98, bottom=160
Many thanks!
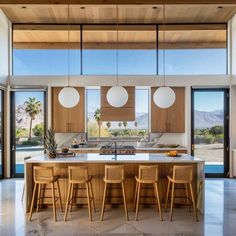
left=166, top=150, right=181, bottom=157
left=61, top=147, right=69, bottom=154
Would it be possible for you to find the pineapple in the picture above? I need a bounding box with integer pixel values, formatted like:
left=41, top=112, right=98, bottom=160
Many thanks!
left=44, top=128, right=57, bottom=158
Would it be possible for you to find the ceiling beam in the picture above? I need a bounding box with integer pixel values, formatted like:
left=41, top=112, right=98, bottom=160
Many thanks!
left=13, top=41, right=226, bottom=49
left=0, top=0, right=235, bottom=5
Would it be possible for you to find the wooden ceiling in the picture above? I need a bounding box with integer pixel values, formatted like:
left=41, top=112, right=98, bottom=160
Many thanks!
left=13, top=24, right=226, bottom=49
left=1, top=4, right=236, bottom=24
left=0, top=0, right=236, bottom=4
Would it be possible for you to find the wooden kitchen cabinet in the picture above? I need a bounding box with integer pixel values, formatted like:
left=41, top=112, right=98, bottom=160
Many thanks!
left=52, top=87, right=85, bottom=133
left=151, top=87, right=185, bottom=133
left=101, top=86, right=135, bottom=121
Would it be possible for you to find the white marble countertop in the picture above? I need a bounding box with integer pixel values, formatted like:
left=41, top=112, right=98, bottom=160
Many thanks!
left=68, top=147, right=188, bottom=151
left=25, top=153, right=204, bottom=164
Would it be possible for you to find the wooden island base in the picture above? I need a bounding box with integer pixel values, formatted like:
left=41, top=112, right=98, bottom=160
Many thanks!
left=24, top=154, right=204, bottom=213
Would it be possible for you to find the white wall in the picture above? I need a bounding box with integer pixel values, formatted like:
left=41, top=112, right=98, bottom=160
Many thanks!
left=0, top=9, right=11, bottom=177
left=230, top=14, right=236, bottom=176
left=0, top=9, right=10, bottom=84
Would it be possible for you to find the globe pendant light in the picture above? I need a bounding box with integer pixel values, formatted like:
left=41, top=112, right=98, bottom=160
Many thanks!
left=153, top=2, right=175, bottom=109
left=106, top=5, right=128, bottom=108
left=58, top=3, right=80, bottom=108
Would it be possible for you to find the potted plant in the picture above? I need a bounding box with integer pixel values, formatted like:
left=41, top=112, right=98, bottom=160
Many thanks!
left=44, top=128, right=57, bottom=158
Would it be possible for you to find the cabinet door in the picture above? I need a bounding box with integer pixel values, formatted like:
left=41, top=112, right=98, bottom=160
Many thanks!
left=101, top=86, right=135, bottom=121
left=151, top=87, right=185, bottom=133
left=151, top=87, right=167, bottom=132
left=52, top=87, right=85, bottom=133
left=68, top=87, right=85, bottom=133
left=166, top=87, right=185, bottom=133
left=52, top=87, right=69, bottom=132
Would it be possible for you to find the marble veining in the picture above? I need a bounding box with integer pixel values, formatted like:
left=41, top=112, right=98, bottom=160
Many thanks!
left=1, top=179, right=236, bottom=235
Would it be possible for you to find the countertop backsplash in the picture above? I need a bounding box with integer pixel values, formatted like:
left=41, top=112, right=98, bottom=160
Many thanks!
left=55, top=132, right=187, bottom=149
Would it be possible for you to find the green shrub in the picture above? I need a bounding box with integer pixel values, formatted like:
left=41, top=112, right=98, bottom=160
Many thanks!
left=21, top=140, right=40, bottom=146
left=205, top=135, right=215, bottom=144
left=33, top=123, right=44, bottom=137
left=209, top=125, right=223, bottom=136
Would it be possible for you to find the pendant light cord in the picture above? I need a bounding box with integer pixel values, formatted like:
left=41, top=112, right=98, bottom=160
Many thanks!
left=116, top=4, right=119, bottom=86
left=67, top=2, right=70, bottom=87
left=163, top=0, right=166, bottom=87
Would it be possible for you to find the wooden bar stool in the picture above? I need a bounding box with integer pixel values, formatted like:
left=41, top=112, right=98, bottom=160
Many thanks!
left=64, top=166, right=96, bottom=221
left=164, top=165, right=198, bottom=221
left=133, top=165, right=163, bottom=221
left=101, top=165, right=129, bottom=221
left=22, top=156, right=31, bottom=202
left=28, top=166, right=63, bottom=221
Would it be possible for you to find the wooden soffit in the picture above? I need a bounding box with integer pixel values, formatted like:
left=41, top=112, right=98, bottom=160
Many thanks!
left=101, top=86, right=135, bottom=122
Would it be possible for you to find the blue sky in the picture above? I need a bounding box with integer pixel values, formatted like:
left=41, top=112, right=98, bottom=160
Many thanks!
left=194, top=91, right=224, bottom=112
left=15, top=92, right=44, bottom=107
left=13, top=48, right=226, bottom=75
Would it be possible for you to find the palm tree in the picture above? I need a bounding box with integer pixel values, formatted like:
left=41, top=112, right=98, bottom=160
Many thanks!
left=123, top=121, right=128, bottom=129
left=106, top=121, right=111, bottom=129
left=24, top=97, right=42, bottom=141
left=94, top=109, right=101, bottom=138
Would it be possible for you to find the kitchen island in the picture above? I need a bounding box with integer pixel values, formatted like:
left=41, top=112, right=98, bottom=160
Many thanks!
left=24, top=153, right=205, bottom=213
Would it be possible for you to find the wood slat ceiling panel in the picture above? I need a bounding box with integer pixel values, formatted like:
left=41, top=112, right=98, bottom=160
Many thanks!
left=13, top=24, right=226, bottom=49
left=1, top=4, right=236, bottom=24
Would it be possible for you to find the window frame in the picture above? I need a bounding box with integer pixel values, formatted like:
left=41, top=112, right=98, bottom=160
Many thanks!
left=86, top=87, right=150, bottom=141
left=12, top=22, right=228, bottom=76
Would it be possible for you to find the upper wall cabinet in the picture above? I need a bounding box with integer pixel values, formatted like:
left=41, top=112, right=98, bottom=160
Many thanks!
left=52, top=87, right=85, bottom=133
left=151, top=87, right=185, bottom=133
left=101, top=86, right=135, bottom=121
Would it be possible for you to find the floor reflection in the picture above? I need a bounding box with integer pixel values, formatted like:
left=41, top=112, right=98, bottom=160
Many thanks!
left=0, top=179, right=236, bottom=235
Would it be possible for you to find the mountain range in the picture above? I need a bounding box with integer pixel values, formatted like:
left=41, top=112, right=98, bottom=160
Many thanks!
left=194, top=109, right=224, bottom=129
left=88, top=109, right=224, bottom=130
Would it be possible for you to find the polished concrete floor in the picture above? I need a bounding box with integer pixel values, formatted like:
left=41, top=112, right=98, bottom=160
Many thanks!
left=0, top=179, right=236, bottom=236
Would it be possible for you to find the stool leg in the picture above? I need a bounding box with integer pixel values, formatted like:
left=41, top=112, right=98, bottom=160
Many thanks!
left=64, top=182, right=72, bottom=221
left=86, top=182, right=92, bottom=221
left=185, top=183, right=191, bottom=212
left=133, top=181, right=138, bottom=212
left=153, top=183, right=159, bottom=212
left=165, top=180, right=170, bottom=212
left=70, top=184, right=75, bottom=212
left=89, top=181, right=96, bottom=213
left=170, top=182, right=175, bottom=221
left=22, top=184, right=25, bottom=202
left=28, top=183, right=38, bottom=221
left=101, top=182, right=107, bottom=221
left=41, top=184, right=46, bottom=208
left=51, top=182, right=57, bottom=222
left=135, top=182, right=141, bottom=221
left=56, top=180, right=63, bottom=212
left=121, top=182, right=129, bottom=221
left=155, top=183, right=163, bottom=221
left=189, top=183, right=198, bottom=222
left=36, top=183, right=41, bottom=212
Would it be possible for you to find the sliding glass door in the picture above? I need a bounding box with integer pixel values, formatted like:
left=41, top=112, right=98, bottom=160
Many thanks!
left=0, top=90, right=3, bottom=179
left=191, top=88, right=229, bottom=177
left=11, top=90, right=46, bottom=177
